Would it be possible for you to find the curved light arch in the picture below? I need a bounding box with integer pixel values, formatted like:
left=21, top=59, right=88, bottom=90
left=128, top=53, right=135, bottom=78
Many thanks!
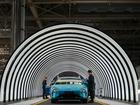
left=25, top=49, right=109, bottom=97
left=30, top=52, right=106, bottom=90
left=18, top=33, right=122, bottom=99
left=17, top=33, right=120, bottom=99
left=14, top=35, right=116, bottom=99
left=23, top=43, right=114, bottom=98
left=0, top=24, right=138, bottom=102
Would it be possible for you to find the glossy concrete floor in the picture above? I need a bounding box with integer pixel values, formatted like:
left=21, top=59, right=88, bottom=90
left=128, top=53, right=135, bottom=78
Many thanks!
left=0, top=97, right=139, bottom=105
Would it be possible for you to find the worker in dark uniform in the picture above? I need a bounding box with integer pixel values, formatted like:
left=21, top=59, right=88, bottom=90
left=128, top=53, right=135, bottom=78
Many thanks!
left=87, top=70, right=95, bottom=103
left=42, top=77, right=48, bottom=99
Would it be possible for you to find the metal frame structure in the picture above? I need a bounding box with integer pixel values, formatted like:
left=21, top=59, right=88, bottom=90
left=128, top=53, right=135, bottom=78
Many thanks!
left=0, top=24, right=138, bottom=102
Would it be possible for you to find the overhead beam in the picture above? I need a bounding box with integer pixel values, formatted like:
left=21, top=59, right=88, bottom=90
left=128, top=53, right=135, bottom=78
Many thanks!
left=27, top=0, right=43, bottom=29
left=33, top=0, right=140, bottom=4
left=26, top=24, right=140, bottom=31
left=1, top=13, right=140, bottom=21
left=0, top=13, right=140, bottom=21
left=0, top=1, right=11, bottom=4
left=26, top=14, right=140, bottom=21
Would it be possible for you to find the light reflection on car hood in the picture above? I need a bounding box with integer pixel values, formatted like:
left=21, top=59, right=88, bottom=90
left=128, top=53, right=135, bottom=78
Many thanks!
left=52, top=84, right=87, bottom=91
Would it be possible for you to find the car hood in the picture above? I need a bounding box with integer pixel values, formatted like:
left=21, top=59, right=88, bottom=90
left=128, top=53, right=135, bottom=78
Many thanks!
left=52, top=84, right=87, bottom=91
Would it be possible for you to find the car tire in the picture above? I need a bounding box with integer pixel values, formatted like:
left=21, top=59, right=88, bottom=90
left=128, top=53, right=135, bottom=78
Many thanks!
left=51, top=99, right=57, bottom=103
left=81, top=99, right=88, bottom=103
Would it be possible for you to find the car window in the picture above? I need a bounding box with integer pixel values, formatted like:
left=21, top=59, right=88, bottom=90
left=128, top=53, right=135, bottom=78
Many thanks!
left=55, top=81, right=82, bottom=85
left=55, top=82, right=67, bottom=84
left=60, top=78, right=81, bottom=80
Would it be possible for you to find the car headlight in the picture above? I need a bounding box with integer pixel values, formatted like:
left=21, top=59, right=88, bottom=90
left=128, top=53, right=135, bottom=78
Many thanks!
left=52, top=88, right=59, bottom=93
left=81, top=88, right=87, bottom=93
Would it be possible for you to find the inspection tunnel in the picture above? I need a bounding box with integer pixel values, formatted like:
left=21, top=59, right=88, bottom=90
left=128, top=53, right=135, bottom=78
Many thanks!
left=0, top=24, right=138, bottom=104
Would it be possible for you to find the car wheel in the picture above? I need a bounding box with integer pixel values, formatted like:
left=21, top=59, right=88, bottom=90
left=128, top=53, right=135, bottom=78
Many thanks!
left=51, top=99, right=57, bottom=103
left=81, top=99, right=88, bottom=103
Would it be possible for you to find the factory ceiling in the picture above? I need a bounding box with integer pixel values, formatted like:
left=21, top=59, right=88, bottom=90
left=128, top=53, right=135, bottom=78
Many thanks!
left=0, top=0, right=140, bottom=71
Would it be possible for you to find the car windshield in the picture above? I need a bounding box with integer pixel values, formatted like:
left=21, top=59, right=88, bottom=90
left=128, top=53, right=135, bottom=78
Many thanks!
left=55, top=81, right=82, bottom=85
left=60, top=78, right=81, bottom=80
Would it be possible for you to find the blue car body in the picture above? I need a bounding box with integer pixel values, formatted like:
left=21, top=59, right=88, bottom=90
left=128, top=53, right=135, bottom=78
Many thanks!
left=50, top=77, right=88, bottom=103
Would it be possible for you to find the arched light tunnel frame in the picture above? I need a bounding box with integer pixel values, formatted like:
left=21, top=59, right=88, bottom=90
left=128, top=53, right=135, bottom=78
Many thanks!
left=25, top=44, right=114, bottom=98
left=0, top=24, right=138, bottom=102
left=12, top=36, right=117, bottom=101
left=25, top=48, right=109, bottom=98
left=13, top=32, right=131, bottom=101
left=12, top=32, right=124, bottom=101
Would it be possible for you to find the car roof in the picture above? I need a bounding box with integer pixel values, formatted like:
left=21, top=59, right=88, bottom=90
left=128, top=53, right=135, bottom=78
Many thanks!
left=56, top=77, right=82, bottom=82
left=56, top=79, right=82, bottom=82
left=59, top=77, right=81, bottom=80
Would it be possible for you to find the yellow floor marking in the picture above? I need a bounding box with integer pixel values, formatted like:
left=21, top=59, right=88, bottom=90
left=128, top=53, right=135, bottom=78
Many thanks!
left=31, top=99, right=49, bottom=105
left=95, top=100, right=109, bottom=105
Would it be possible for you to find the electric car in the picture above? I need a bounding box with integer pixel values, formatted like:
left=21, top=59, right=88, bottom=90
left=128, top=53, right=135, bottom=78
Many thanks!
left=50, top=77, right=88, bottom=103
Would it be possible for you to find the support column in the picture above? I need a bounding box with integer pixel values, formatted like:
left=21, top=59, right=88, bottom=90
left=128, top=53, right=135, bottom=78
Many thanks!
left=21, top=0, right=25, bottom=42
left=11, top=0, right=25, bottom=51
